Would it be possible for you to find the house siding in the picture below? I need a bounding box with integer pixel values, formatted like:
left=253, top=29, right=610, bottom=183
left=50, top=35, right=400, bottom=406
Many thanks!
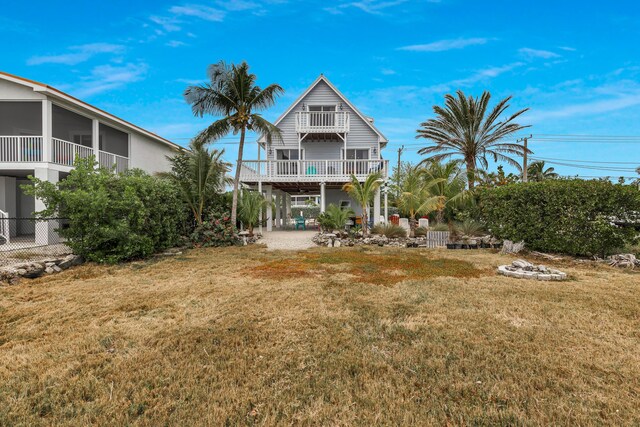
left=267, top=80, right=380, bottom=160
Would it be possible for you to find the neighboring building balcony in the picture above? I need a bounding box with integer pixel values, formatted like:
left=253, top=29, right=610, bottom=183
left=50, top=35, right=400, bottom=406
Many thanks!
left=0, top=135, right=129, bottom=173
left=295, top=111, right=350, bottom=133
left=239, top=159, right=388, bottom=183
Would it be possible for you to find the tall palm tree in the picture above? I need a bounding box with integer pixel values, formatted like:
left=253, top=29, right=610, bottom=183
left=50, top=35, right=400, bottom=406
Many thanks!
left=422, top=160, right=469, bottom=224
left=396, top=165, right=440, bottom=236
left=184, top=61, right=283, bottom=226
left=527, top=160, right=558, bottom=182
left=238, top=190, right=272, bottom=235
left=159, top=141, right=231, bottom=224
left=342, top=172, right=383, bottom=235
left=417, top=90, right=530, bottom=189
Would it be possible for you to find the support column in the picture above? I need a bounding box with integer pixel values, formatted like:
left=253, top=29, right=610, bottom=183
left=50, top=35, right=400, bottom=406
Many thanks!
left=275, top=191, right=282, bottom=228
left=373, top=187, right=381, bottom=225
left=34, top=167, right=59, bottom=245
left=258, top=181, right=263, bottom=235
left=285, top=193, right=291, bottom=227
left=92, top=119, right=100, bottom=167
left=320, top=182, right=326, bottom=213
left=265, top=184, right=273, bottom=232
left=384, top=189, right=388, bottom=224
left=41, top=100, right=52, bottom=163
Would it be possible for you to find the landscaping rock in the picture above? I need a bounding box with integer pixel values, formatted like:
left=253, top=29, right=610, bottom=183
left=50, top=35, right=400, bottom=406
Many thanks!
left=58, top=254, right=84, bottom=270
left=498, top=260, right=568, bottom=281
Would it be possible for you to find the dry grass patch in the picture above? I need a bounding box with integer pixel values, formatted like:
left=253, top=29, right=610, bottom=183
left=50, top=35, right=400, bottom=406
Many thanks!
left=0, top=246, right=639, bottom=425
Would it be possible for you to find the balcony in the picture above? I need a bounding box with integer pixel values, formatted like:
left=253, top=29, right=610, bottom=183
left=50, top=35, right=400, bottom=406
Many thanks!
left=239, top=159, right=388, bottom=183
left=0, top=136, right=129, bottom=172
left=295, top=111, right=350, bottom=133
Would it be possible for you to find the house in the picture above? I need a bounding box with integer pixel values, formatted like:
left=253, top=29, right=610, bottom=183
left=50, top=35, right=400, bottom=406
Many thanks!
left=239, top=74, right=389, bottom=231
left=0, top=71, right=182, bottom=245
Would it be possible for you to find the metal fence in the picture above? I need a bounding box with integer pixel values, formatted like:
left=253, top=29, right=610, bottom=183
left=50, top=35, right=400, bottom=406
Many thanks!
left=0, top=218, right=71, bottom=266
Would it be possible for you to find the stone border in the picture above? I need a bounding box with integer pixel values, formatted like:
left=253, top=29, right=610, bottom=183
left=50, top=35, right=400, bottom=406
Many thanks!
left=0, top=254, right=84, bottom=284
left=497, top=264, right=567, bottom=281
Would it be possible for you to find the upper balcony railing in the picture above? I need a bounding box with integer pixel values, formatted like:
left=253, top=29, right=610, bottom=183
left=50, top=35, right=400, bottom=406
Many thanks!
left=239, top=159, right=388, bottom=183
left=295, top=111, right=350, bottom=133
left=0, top=135, right=129, bottom=171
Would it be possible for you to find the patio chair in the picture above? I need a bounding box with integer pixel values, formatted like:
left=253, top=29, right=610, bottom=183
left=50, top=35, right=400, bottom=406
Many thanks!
left=295, top=216, right=306, bottom=230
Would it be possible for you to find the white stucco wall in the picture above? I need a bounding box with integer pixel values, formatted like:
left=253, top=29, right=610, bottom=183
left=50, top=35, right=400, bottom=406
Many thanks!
left=128, top=132, right=179, bottom=174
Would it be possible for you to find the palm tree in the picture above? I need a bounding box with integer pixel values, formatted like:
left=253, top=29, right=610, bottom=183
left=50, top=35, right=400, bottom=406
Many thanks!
left=318, top=204, right=355, bottom=233
left=159, top=141, right=231, bottom=224
left=416, top=90, right=530, bottom=189
left=395, top=165, right=439, bottom=236
left=238, top=190, right=272, bottom=235
left=422, top=160, right=469, bottom=224
left=184, top=61, right=283, bottom=227
left=342, top=172, right=383, bottom=235
left=527, top=160, right=558, bottom=181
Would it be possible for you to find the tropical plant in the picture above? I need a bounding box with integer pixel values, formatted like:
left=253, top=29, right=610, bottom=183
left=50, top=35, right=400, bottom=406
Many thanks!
left=342, top=172, right=383, bottom=235
left=238, top=190, right=271, bottom=235
left=476, top=165, right=521, bottom=188
left=317, top=204, right=354, bottom=233
left=184, top=61, right=283, bottom=226
left=371, top=223, right=407, bottom=238
left=414, top=226, right=428, bottom=237
left=190, top=208, right=241, bottom=248
left=527, top=160, right=558, bottom=182
left=159, top=141, right=230, bottom=225
left=395, top=165, right=439, bottom=236
left=430, top=223, right=450, bottom=232
left=422, top=160, right=469, bottom=223
left=417, top=90, right=530, bottom=189
left=458, top=219, right=485, bottom=237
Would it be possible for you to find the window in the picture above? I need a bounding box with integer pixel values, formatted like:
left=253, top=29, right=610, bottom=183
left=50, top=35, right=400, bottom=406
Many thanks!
left=344, top=149, right=369, bottom=174
left=345, top=149, right=369, bottom=160
left=276, top=149, right=301, bottom=175
left=339, top=200, right=351, bottom=209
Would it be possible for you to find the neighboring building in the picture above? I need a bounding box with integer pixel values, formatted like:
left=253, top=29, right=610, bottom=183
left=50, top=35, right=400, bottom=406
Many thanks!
left=239, top=74, right=389, bottom=231
left=0, top=71, right=181, bottom=244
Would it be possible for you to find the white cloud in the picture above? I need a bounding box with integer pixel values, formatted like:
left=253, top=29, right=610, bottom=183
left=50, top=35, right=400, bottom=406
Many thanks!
left=527, top=94, right=640, bottom=122
left=217, top=0, right=258, bottom=11
left=518, top=47, right=561, bottom=60
left=169, top=4, right=226, bottom=21
left=381, top=68, right=396, bottom=75
left=27, top=43, right=125, bottom=66
left=73, top=63, right=148, bottom=98
left=166, top=40, right=187, bottom=47
left=176, top=78, right=204, bottom=85
left=150, top=15, right=182, bottom=32
left=398, top=37, right=489, bottom=52
left=325, top=0, right=409, bottom=15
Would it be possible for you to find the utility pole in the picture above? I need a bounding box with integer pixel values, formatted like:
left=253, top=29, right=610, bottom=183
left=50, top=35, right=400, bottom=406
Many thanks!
left=396, top=145, right=404, bottom=198
left=518, top=135, right=532, bottom=182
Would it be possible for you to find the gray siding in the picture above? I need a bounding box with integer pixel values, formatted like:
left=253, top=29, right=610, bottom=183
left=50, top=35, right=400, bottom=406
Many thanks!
left=268, top=80, right=380, bottom=160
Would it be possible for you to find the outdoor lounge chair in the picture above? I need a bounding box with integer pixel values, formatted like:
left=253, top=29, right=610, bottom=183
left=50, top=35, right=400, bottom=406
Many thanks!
left=295, top=216, right=306, bottom=230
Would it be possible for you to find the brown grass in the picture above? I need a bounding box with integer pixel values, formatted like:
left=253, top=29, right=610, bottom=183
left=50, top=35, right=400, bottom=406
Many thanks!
left=0, top=246, right=639, bottom=425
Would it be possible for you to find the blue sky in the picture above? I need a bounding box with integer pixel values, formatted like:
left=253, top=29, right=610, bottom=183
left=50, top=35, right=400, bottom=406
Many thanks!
left=2, top=0, right=640, bottom=179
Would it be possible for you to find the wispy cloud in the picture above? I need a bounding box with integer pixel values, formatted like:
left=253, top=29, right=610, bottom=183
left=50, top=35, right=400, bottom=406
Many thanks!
left=27, top=43, right=125, bottom=66
left=72, top=63, right=148, bottom=98
left=518, top=47, right=561, bottom=60
left=325, top=0, right=409, bottom=15
left=398, top=37, right=490, bottom=52
left=381, top=68, right=396, bottom=75
left=176, top=78, right=204, bottom=85
left=527, top=93, right=640, bottom=122
left=166, top=40, right=188, bottom=47
left=169, top=4, right=226, bottom=21
left=218, top=0, right=258, bottom=11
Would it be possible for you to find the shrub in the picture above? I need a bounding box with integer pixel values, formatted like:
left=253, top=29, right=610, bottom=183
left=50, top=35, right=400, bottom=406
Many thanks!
left=414, top=226, right=428, bottom=237
left=475, top=179, right=640, bottom=257
left=295, top=206, right=321, bottom=219
left=25, top=157, right=185, bottom=263
left=459, top=219, right=485, bottom=237
left=371, top=223, right=407, bottom=238
left=318, top=204, right=354, bottom=233
left=189, top=209, right=241, bottom=247
left=430, top=223, right=450, bottom=232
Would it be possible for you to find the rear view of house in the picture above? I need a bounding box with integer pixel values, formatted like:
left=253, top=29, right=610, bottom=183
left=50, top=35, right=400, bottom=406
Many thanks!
left=239, top=74, right=389, bottom=231
left=0, top=71, right=181, bottom=246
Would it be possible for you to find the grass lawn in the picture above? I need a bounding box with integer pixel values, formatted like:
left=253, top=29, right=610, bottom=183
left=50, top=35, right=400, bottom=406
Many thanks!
left=1, top=246, right=639, bottom=425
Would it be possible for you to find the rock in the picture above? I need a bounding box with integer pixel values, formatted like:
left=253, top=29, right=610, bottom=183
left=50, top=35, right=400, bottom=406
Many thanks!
left=21, top=264, right=45, bottom=279
left=16, top=268, right=27, bottom=276
left=45, top=262, right=56, bottom=268
left=58, top=254, right=84, bottom=270
left=53, top=265, right=62, bottom=273
left=45, top=267, right=55, bottom=274
left=334, top=240, right=341, bottom=248
left=512, top=259, right=533, bottom=269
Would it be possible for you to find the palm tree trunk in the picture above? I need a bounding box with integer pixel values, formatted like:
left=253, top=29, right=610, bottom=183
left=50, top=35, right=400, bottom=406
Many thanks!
left=466, top=160, right=476, bottom=190
left=436, top=209, right=444, bottom=224
left=231, top=127, right=246, bottom=228
left=362, top=205, right=368, bottom=235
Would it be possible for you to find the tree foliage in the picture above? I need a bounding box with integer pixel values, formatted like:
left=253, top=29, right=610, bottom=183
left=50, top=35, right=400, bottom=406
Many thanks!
left=24, top=157, right=185, bottom=263
left=475, top=179, right=640, bottom=257
left=342, top=173, right=383, bottom=235
left=238, top=190, right=271, bottom=235
left=317, top=204, right=354, bottom=233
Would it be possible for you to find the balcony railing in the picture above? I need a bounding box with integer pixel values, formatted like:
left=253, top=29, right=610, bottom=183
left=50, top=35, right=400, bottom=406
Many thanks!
left=0, top=135, right=129, bottom=171
left=295, top=111, right=350, bottom=133
left=239, top=159, right=388, bottom=182
left=0, top=136, right=43, bottom=162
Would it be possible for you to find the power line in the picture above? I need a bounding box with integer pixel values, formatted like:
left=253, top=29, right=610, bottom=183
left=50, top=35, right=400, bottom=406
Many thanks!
left=530, top=156, right=640, bottom=165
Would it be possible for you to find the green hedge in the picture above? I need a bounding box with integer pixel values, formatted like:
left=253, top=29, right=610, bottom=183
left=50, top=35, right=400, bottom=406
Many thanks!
left=475, top=179, right=640, bottom=257
left=25, top=157, right=186, bottom=263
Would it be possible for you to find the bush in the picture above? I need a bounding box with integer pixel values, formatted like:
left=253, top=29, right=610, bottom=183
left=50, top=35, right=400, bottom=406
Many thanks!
left=371, top=223, right=407, bottom=238
left=295, top=206, right=321, bottom=219
left=317, top=204, right=354, bottom=233
left=25, top=157, right=186, bottom=263
left=189, top=209, right=241, bottom=247
left=475, top=179, right=640, bottom=257
left=458, top=219, right=485, bottom=237
left=430, top=223, right=450, bottom=232
left=414, top=226, right=428, bottom=237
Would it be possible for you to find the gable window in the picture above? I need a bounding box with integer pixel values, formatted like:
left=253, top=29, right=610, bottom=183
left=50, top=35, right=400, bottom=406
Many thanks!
left=308, top=105, right=336, bottom=127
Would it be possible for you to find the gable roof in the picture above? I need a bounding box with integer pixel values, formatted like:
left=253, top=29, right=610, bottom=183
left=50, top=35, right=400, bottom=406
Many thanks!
left=258, top=74, right=388, bottom=146
left=0, top=71, right=182, bottom=151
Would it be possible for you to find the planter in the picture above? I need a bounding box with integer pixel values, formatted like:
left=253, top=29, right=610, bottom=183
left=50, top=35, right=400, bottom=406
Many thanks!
left=446, top=243, right=455, bottom=250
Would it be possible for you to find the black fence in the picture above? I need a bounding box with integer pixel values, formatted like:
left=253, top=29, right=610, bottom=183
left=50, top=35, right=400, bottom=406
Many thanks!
left=0, top=218, right=71, bottom=266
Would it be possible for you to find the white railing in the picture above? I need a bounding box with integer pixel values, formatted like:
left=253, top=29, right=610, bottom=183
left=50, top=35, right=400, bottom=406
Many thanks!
left=99, top=150, right=129, bottom=173
left=0, top=209, right=9, bottom=244
left=239, top=159, right=388, bottom=182
left=295, top=111, right=350, bottom=133
left=0, top=136, right=43, bottom=162
left=51, top=138, right=94, bottom=167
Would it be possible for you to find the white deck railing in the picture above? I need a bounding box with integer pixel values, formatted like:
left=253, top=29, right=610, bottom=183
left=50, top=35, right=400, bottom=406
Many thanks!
left=51, top=138, right=94, bottom=167
left=99, top=150, right=129, bottom=173
left=240, top=159, right=388, bottom=182
left=295, top=111, right=350, bottom=133
left=0, top=136, right=43, bottom=162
